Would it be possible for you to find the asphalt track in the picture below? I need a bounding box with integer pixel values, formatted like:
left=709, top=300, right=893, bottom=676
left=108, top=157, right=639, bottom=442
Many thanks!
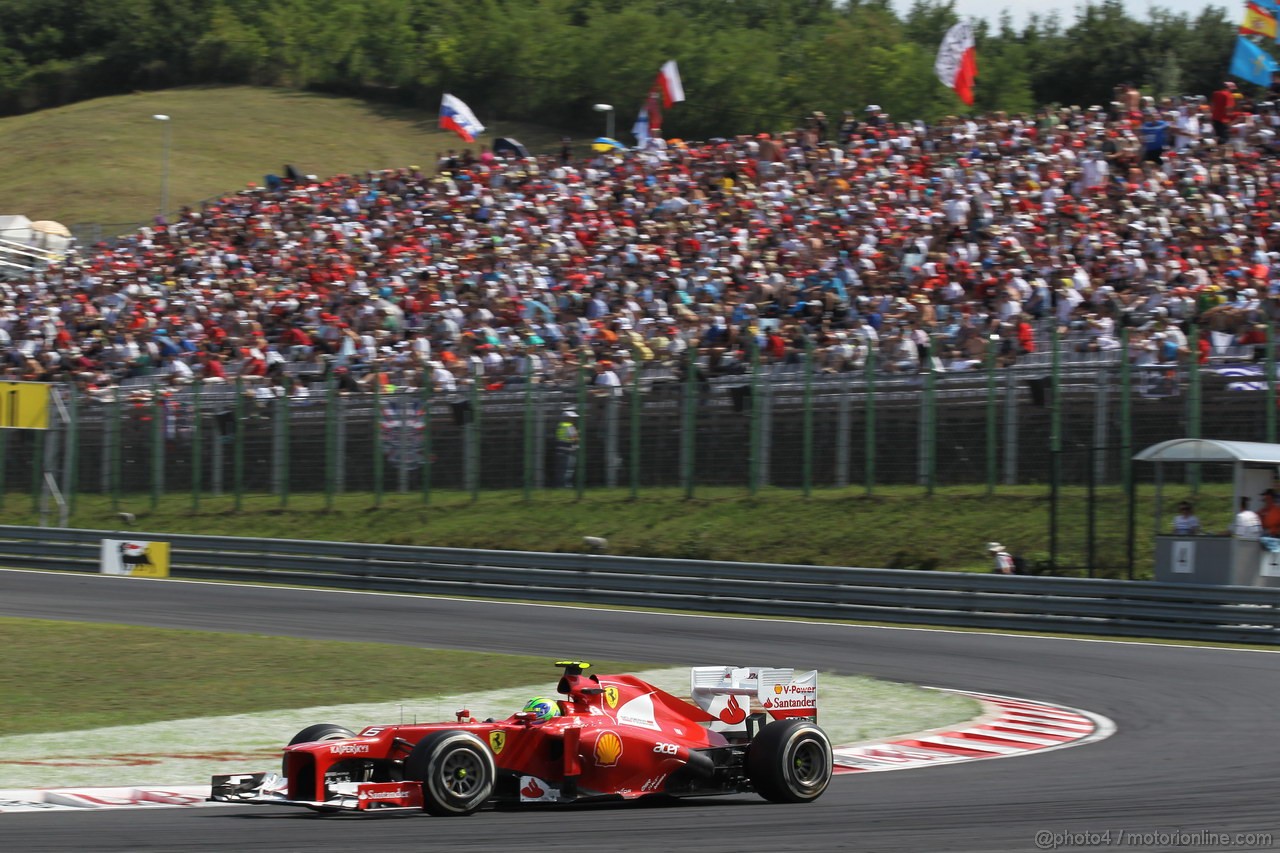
left=1, top=570, right=1278, bottom=853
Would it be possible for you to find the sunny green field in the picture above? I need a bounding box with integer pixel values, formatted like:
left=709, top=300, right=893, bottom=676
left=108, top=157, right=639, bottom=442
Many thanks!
left=0, top=85, right=562, bottom=230
left=0, top=616, right=651, bottom=738
left=0, top=483, right=1224, bottom=577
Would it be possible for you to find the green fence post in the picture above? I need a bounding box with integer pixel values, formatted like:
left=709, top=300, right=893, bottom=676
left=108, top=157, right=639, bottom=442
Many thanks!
left=1050, top=324, right=1062, bottom=572
left=31, top=429, right=43, bottom=514
left=67, top=385, right=79, bottom=516
left=234, top=377, right=245, bottom=512
left=630, top=346, right=642, bottom=500
left=865, top=348, right=876, bottom=496
left=325, top=376, right=337, bottom=512
left=278, top=391, right=290, bottom=509
left=420, top=378, right=432, bottom=505
left=1187, top=325, right=1201, bottom=495
left=1121, top=328, right=1132, bottom=501
left=802, top=336, right=814, bottom=498
left=682, top=345, right=696, bottom=500
left=523, top=359, right=534, bottom=502
left=112, top=392, right=123, bottom=513
left=469, top=364, right=481, bottom=504
left=1121, top=328, right=1134, bottom=579
left=923, top=346, right=937, bottom=496
left=985, top=338, right=997, bottom=496
left=373, top=377, right=384, bottom=509
left=192, top=380, right=202, bottom=512
left=150, top=382, right=162, bottom=510
left=1268, top=325, right=1276, bottom=444
left=576, top=358, right=588, bottom=499
left=749, top=344, right=762, bottom=496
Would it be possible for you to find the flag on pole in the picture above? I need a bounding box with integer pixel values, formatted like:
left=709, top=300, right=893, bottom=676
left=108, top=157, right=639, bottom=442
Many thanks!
left=935, top=22, right=977, bottom=106
left=1230, top=34, right=1279, bottom=85
left=1242, top=2, right=1278, bottom=38
left=439, top=93, right=485, bottom=143
left=632, top=102, right=651, bottom=147
left=655, top=60, right=685, bottom=108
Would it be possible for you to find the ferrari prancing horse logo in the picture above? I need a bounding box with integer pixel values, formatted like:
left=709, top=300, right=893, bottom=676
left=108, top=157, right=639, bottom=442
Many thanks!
left=604, top=686, right=620, bottom=709
left=488, top=731, right=506, bottom=755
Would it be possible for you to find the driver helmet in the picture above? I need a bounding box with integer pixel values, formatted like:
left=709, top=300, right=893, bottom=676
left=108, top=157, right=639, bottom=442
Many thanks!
left=522, top=697, right=560, bottom=723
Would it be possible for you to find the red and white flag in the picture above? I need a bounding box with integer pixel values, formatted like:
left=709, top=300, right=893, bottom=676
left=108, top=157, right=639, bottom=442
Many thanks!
left=655, top=60, right=685, bottom=108
left=935, top=22, right=977, bottom=106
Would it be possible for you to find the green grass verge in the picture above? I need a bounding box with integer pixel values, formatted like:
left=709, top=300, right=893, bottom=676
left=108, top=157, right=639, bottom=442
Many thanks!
left=0, top=85, right=563, bottom=229
left=1, top=482, right=1233, bottom=576
left=0, top=665, right=982, bottom=789
left=0, top=617, right=648, bottom=738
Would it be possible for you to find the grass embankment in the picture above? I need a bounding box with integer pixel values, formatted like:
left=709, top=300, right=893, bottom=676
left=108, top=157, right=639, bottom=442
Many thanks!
left=0, top=618, right=982, bottom=788
left=0, top=617, right=648, bottom=738
left=0, top=85, right=562, bottom=229
left=1, top=483, right=1230, bottom=576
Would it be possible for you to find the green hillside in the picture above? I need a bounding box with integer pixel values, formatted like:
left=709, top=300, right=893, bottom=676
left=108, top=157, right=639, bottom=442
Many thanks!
left=0, top=85, right=561, bottom=231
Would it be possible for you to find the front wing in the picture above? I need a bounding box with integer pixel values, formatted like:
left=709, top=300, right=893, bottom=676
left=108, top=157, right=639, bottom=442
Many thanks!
left=209, top=772, right=424, bottom=812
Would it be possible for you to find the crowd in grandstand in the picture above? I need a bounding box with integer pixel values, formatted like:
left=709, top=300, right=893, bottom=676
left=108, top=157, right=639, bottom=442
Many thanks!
left=4, top=83, right=1280, bottom=401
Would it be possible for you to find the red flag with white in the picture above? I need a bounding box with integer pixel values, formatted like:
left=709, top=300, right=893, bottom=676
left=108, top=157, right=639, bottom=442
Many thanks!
left=655, top=60, right=685, bottom=108
left=439, top=93, right=485, bottom=143
left=935, top=22, right=977, bottom=106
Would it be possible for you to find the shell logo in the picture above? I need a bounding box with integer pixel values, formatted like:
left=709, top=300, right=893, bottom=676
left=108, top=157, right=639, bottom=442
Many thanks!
left=774, top=684, right=783, bottom=694
left=594, top=730, right=623, bottom=767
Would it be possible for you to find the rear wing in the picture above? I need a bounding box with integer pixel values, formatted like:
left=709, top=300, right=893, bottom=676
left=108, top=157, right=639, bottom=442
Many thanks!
left=689, top=666, right=817, bottom=733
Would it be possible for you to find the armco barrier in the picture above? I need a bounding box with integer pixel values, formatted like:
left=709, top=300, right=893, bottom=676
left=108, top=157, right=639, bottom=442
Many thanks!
left=1, top=526, right=1278, bottom=644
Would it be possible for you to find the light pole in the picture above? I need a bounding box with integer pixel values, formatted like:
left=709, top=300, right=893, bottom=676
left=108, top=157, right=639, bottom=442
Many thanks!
left=592, top=103, right=614, bottom=140
left=153, top=114, right=171, bottom=221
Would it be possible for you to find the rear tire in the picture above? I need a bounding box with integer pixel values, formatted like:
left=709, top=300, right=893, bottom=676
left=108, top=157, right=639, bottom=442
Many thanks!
left=746, top=719, right=832, bottom=803
left=404, top=730, right=496, bottom=816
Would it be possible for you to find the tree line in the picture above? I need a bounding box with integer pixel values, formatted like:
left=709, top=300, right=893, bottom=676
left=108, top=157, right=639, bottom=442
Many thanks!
left=0, top=0, right=1238, bottom=137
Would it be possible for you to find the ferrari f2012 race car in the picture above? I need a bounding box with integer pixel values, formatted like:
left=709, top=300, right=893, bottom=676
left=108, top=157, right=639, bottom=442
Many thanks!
left=210, top=661, right=833, bottom=815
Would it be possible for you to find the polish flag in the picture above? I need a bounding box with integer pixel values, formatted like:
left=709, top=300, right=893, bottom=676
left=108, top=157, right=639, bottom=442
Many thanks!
left=655, top=60, right=685, bottom=108
left=439, top=93, right=485, bottom=143
left=935, top=23, right=977, bottom=106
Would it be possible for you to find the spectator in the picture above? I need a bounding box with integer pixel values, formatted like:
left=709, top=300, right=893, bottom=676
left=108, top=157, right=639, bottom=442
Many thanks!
left=1211, top=82, right=1237, bottom=144
left=555, top=408, right=579, bottom=488
left=1171, top=501, right=1201, bottom=535
left=1260, top=489, right=1280, bottom=537
left=986, top=542, right=1017, bottom=574
left=1232, top=496, right=1262, bottom=540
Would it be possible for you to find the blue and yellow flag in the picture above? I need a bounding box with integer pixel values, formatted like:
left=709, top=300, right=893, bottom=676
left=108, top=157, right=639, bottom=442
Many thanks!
left=1230, top=35, right=1279, bottom=85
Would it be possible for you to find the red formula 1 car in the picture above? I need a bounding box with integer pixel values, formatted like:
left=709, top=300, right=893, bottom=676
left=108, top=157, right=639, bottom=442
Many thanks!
left=210, top=661, right=833, bottom=815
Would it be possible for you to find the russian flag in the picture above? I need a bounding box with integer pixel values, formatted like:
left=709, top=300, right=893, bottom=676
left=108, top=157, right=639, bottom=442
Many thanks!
left=439, top=93, right=485, bottom=143
left=655, top=60, right=685, bottom=108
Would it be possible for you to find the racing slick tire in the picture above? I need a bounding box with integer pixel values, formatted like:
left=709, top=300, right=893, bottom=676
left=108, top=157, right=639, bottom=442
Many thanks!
left=404, top=730, right=496, bottom=816
left=284, top=724, right=357, bottom=775
left=287, top=724, right=357, bottom=747
left=745, top=719, right=833, bottom=804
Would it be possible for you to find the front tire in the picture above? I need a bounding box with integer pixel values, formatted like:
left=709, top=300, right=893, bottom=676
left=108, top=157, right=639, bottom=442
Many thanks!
left=404, top=730, right=496, bottom=816
left=284, top=724, right=356, bottom=776
left=746, top=719, right=833, bottom=803
left=287, top=723, right=356, bottom=746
